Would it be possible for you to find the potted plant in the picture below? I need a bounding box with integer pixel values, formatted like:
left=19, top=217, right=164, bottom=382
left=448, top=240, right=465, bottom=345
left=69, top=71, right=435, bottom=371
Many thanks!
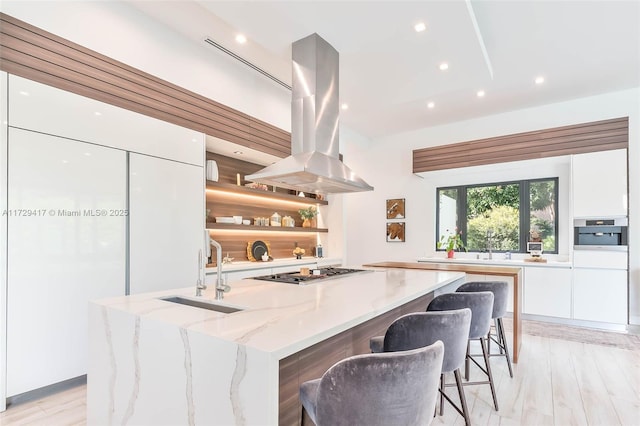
left=298, top=206, right=318, bottom=228
left=437, top=229, right=466, bottom=258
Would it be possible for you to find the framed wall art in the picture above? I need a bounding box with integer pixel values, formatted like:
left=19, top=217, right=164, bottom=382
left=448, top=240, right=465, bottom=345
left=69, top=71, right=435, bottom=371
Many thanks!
left=386, top=198, right=405, bottom=219
left=386, top=222, right=405, bottom=242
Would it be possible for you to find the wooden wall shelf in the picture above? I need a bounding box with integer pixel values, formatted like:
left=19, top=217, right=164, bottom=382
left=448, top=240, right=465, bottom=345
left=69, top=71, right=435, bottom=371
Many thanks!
left=206, top=223, right=328, bottom=233
left=206, top=181, right=328, bottom=206
left=206, top=154, right=328, bottom=264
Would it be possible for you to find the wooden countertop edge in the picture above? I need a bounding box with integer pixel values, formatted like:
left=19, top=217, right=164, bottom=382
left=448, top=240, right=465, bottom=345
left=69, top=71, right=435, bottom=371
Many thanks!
left=363, top=261, right=522, bottom=275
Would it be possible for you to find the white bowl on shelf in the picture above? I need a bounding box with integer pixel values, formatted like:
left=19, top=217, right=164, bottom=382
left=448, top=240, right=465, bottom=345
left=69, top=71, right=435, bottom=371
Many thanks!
left=242, top=219, right=250, bottom=225
left=233, top=216, right=243, bottom=224
left=215, top=217, right=234, bottom=224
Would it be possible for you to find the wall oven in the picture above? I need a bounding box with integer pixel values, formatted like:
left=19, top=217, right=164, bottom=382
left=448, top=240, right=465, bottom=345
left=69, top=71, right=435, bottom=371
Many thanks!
left=574, top=217, right=628, bottom=251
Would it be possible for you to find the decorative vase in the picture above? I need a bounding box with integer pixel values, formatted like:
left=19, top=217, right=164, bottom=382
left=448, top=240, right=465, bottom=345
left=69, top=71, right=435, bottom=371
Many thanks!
left=302, top=218, right=311, bottom=228
left=447, top=250, right=455, bottom=259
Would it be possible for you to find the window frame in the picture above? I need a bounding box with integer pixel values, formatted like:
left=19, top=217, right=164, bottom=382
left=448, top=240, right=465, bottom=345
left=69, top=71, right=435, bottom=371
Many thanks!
left=436, top=177, right=559, bottom=254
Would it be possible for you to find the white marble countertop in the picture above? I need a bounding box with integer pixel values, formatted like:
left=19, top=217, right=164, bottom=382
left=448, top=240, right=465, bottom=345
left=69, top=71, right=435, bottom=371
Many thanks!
left=204, top=256, right=341, bottom=274
left=417, top=256, right=572, bottom=269
left=92, top=267, right=465, bottom=359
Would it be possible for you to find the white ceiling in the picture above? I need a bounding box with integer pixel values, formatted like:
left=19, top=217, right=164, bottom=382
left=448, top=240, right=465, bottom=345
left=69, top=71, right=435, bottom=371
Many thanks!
left=129, top=0, right=640, bottom=141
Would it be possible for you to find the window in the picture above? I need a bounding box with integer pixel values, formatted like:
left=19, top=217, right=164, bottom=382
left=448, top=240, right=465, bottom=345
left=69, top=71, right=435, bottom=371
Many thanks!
left=436, top=178, right=558, bottom=253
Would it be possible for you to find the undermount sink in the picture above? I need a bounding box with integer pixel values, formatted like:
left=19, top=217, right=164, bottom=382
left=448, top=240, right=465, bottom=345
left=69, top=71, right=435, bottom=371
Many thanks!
left=160, top=296, right=244, bottom=314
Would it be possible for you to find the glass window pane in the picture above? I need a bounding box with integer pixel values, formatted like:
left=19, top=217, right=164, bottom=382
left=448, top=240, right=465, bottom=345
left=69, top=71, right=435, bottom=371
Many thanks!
left=529, top=179, right=556, bottom=252
left=466, top=183, right=520, bottom=252
left=437, top=188, right=458, bottom=248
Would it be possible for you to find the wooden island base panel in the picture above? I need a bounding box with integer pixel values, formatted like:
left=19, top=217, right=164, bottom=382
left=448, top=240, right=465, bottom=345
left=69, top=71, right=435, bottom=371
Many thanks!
left=363, top=261, right=523, bottom=363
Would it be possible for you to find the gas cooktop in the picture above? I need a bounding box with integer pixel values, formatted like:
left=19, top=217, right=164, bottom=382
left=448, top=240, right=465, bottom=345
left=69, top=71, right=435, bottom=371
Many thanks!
left=250, top=267, right=369, bottom=284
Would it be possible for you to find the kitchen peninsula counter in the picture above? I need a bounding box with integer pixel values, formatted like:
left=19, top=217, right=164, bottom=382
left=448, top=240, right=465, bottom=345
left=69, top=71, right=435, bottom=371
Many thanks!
left=88, top=267, right=465, bottom=425
left=363, top=261, right=523, bottom=363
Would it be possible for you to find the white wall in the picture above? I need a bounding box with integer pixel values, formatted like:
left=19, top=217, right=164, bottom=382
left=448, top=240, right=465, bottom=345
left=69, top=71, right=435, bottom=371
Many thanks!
left=345, top=88, right=639, bottom=319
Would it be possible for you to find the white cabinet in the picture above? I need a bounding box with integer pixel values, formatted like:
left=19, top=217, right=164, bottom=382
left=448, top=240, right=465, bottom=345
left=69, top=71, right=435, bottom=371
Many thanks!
left=572, top=149, right=627, bottom=217
left=129, top=153, right=204, bottom=295
left=523, top=267, right=572, bottom=318
left=573, top=268, right=627, bottom=324
left=572, top=250, right=627, bottom=324
left=2, top=76, right=205, bottom=400
left=8, top=75, right=204, bottom=166
left=6, top=128, right=127, bottom=396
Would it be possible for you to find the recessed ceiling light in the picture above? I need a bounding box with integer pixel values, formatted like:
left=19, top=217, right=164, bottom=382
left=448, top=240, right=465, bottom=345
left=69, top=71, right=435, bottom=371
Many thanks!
left=233, top=150, right=244, bottom=155
left=414, top=22, right=426, bottom=33
left=439, top=63, right=449, bottom=71
left=19, top=91, right=29, bottom=96
left=235, top=34, right=247, bottom=44
left=535, top=76, right=545, bottom=85
left=341, top=103, right=349, bottom=110
left=84, top=152, right=92, bottom=156
left=94, top=111, right=102, bottom=116
left=477, top=90, right=485, bottom=97
left=427, top=102, right=435, bottom=109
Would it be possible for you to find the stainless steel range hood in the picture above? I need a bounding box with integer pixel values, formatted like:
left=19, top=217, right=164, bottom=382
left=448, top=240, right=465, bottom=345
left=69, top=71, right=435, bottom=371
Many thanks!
left=246, top=34, right=373, bottom=194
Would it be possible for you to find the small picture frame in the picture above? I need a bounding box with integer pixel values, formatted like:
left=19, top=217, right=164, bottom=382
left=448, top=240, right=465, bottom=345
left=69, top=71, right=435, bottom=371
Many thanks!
left=386, top=222, right=405, bottom=242
left=386, top=198, right=405, bottom=219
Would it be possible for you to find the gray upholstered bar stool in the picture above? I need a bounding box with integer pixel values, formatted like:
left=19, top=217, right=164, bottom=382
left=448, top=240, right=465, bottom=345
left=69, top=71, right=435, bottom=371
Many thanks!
left=299, top=341, right=444, bottom=426
left=427, top=291, right=499, bottom=412
left=369, top=309, right=472, bottom=426
left=456, top=281, right=513, bottom=378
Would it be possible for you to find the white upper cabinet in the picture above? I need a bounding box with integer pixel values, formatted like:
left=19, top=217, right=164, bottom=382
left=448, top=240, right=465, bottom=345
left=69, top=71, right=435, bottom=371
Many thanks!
left=572, top=149, right=627, bottom=217
left=7, top=75, right=204, bottom=166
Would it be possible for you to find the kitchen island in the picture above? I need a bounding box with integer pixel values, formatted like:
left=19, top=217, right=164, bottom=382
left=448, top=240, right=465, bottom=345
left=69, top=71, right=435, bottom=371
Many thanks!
left=87, top=267, right=465, bottom=425
left=364, top=261, right=523, bottom=363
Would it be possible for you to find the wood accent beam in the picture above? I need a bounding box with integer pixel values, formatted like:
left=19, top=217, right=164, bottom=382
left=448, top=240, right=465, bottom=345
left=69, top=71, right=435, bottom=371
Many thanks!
left=0, top=12, right=291, bottom=158
left=413, top=117, right=629, bottom=173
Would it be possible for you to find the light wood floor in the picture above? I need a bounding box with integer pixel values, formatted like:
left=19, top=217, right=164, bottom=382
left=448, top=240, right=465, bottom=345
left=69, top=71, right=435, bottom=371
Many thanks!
left=1, top=331, right=638, bottom=425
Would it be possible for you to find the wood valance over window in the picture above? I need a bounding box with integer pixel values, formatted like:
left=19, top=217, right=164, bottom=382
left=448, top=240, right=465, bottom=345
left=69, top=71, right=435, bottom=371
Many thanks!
left=413, top=117, right=629, bottom=173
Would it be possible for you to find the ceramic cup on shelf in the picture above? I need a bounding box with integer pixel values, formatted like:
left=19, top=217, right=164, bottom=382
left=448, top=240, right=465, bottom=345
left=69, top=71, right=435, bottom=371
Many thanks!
left=233, top=216, right=242, bottom=224
left=242, top=219, right=250, bottom=225
left=206, top=160, right=218, bottom=181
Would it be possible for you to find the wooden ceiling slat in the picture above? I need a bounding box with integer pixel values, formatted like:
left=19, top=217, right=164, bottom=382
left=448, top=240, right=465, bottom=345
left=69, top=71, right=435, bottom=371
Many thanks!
left=0, top=12, right=291, bottom=158
left=413, top=117, right=628, bottom=173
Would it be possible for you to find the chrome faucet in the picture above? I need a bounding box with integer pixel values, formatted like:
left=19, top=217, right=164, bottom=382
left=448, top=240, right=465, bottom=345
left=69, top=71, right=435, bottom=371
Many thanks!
left=209, top=238, right=230, bottom=300
left=486, top=229, right=494, bottom=260
left=196, top=249, right=206, bottom=296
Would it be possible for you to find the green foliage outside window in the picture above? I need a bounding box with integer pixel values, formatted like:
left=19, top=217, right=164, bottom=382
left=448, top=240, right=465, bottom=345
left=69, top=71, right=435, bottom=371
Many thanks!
left=436, top=178, right=558, bottom=253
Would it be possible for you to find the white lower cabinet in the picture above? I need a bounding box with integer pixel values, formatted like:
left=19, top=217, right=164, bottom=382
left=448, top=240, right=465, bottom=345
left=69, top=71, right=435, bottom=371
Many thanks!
left=129, top=154, right=204, bottom=295
left=573, top=268, right=627, bottom=324
left=6, top=129, right=126, bottom=396
left=524, top=267, right=572, bottom=318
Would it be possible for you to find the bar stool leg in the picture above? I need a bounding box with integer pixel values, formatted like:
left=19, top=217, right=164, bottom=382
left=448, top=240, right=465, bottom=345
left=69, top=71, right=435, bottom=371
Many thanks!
left=439, top=373, right=445, bottom=416
left=464, top=342, right=470, bottom=381
left=454, top=369, right=471, bottom=426
left=480, top=337, right=499, bottom=411
left=498, top=317, right=513, bottom=378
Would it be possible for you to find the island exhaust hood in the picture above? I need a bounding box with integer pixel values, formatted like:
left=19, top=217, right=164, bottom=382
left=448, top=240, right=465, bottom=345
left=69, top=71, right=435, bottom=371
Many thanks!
left=246, top=34, right=373, bottom=194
